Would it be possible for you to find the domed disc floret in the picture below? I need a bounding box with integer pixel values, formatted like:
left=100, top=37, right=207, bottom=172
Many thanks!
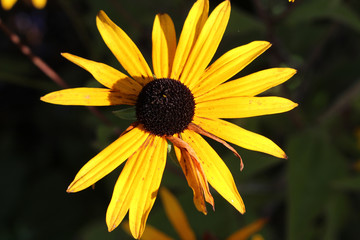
left=136, top=78, right=195, bottom=136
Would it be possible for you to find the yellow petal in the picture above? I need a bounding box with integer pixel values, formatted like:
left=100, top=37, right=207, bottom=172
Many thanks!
left=180, top=0, right=231, bottom=88
left=182, top=129, right=245, bottom=214
left=96, top=10, right=153, bottom=85
left=32, top=0, right=46, bottom=9
left=67, top=125, right=149, bottom=192
left=196, top=96, right=298, bottom=119
left=191, top=41, right=271, bottom=96
left=1, top=0, right=17, bottom=10
left=160, top=188, right=196, bottom=240
left=122, top=221, right=174, bottom=240
left=170, top=0, right=209, bottom=80
left=226, top=218, right=268, bottom=240
left=152, top=14, right=176, bottom=78
left=174, top=145, right=213, bottom=214
left=40, top=88, right=135, bottom=106
left=61, top=53, right=142, bottom=97
left=106, top=141, right=151, bottom=232
left=196, top=68, right=297, bottom=102
left=129, top=136, right=167, bottom=239
left=193, top=116, right=287, bottom=158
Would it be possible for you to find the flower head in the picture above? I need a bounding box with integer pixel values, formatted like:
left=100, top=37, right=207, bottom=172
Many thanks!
left=1, top=0, right=46, bottom=10
left=41, top=0, right=297, bottom=238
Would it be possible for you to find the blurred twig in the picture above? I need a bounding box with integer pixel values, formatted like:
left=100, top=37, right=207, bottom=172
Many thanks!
left=301, top=23, right=339, bottom=74
left=0, top=17, right=114, bottom=128
left=252, top=0, right=291, bottom=66
left=318, top=79, right=360, bottom=123
left=0, top=17, right=69, bottom=89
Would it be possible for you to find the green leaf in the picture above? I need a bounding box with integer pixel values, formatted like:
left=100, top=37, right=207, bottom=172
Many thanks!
left=112, top=106, right=136, bottom=120
left=332, top=175, right=360, bottom=191
left=287, top=129, right=347, bottom=240
left=323, top=194, right=349, bottom=240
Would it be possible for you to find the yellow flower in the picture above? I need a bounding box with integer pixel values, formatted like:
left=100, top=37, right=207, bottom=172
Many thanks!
left=122, top=187, right=268, bottom=240
left=41, top=0, right=297, bottom=238
left=1, top=0, right=46, bottom=10
left=289, top=0, right=295, bottom=2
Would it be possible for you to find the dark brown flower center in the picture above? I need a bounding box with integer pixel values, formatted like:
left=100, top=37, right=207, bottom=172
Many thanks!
left=136, top=78, right=195, bottom=136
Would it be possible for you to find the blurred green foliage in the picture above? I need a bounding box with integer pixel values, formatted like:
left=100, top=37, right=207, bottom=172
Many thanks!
left=1, top=0, right=360, bottom=239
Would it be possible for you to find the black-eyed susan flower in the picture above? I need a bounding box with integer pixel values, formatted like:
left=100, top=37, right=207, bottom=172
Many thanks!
left=1, top=0, right=46, bottom=10
left=41, top=0, right=297, bottom=238
left=122, top=187, right=268, bottom=240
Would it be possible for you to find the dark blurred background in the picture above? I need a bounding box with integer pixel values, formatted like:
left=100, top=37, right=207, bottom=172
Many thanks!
left=1, top=0, right=360, bottom=239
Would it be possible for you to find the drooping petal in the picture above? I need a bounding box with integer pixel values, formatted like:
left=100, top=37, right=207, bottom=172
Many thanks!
left=1, top=0, right=17, bottom=10
left=170, top=0, right=209, bottom=80
left=67, top=125, right=149, bottom=193
left=180, top=0, right=231, bottom=88
left=193, top=116, right=287, bottom=158
left=226, top=218, right=268, bottom=240
left=191, top=41, right=271, bottom=96
left=40, top=88, right=135, bottom=106
left=96, top=10, right=153, bottom=85
left=152, top=13, right=176, bottom=78
left=182, top=129, right=245, bottom=214
left=160, top=188, right=196, bottom=240
left=129, top=136, right=167, bottom=239
left=106, top=136, right=155, bottom=232
left=32, top=0, right=46, bottom=9
left=122, top=221, right=174, bottom=240
left=61, top=53, right=142, bottom=96
left=174, top=146, right=213, bottom=214
left=196, top=96, right=298, bottom=119
left=188, top=123, right=244, bottom=170
left=196, top=68, right=297, bottom=102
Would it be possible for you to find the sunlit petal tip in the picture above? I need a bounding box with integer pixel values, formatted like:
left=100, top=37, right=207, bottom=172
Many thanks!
left=107, top=223, right=116, bottom=232
left=97, top=10, right=106, bottom=21
left=276, top=147, right=288, bottom=159
left=66, top=186, right=73, bottom=193
left=251, top=40, right=272, bottom=52
left=39, top=95, right=46, bottom=102
left=241, top=206, right=246, bottom=214
left=281, top=68, right=297, bottom=80
left=66, top=182, right=80, bottom=193
left=61, top=52, right=79, bottom=64
left=292, top=102, right=299, bottom=109
left=61, top=52, right=74, bottom=60
left=290, top=68, right=298, bottom=75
